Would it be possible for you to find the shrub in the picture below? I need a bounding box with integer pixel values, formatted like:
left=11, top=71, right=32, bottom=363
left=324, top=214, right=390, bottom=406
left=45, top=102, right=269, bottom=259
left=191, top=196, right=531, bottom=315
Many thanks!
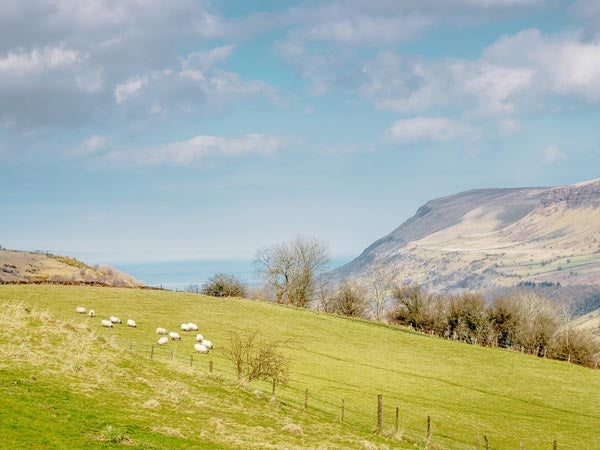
left=331, top=282, right=368, bottom=318
left=201, top=273, right=246, bottom=298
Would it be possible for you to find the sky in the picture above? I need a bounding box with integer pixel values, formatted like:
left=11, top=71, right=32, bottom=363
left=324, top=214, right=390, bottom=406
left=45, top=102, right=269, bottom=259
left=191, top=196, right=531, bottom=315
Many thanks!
left=2, top=0, right=600, bottom=264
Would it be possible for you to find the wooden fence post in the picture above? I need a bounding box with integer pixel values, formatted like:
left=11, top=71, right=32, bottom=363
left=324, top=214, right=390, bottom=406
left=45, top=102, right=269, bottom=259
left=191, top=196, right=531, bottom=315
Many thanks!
left=341, top=399, right=345, bottom=422
left=553, top=440, right=558, bottom=450
left=567, top=354, right=571, bottom=363
left=426, top=415, right=431, bottom=443
left=170, top=350, right=173, bottom=361
left=519, top=442, right=523, bottom=449
left=150, top=345, right=154, bottom=360
left=395, top=407, right=399, bottom=433
left=209, top=360, right=213, bottom=374
left=272, top=378, right=276, bottom=396
left=476, top=432, right=480, bottom=450
left=484, top=435, right=489, bottom=450
left=190, top=354, right=193, bottom=367
left=304, top=388, right=309, bottom=409
left=376, top=394, right=382, bottom=432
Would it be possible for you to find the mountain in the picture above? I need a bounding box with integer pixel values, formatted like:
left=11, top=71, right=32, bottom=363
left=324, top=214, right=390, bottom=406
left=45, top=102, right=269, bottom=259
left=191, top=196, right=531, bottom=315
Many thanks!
left=0, top=249, right=143, bottom=287
left=333, top=178, right=600, bottom=292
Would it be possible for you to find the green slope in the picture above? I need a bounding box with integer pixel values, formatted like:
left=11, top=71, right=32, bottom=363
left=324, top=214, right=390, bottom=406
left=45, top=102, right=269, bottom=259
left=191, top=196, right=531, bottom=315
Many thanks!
left=2, top=285, right=599, bottom=449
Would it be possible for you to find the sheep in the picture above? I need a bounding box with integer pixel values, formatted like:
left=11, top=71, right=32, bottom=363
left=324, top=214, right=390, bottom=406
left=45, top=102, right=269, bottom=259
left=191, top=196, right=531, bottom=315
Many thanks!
left=101, top=319, right=113, bottom=328
left=88, top=309, right=95, bottom=318
left=127, top=319, right=137, bottom=328
left=157, top=336, right=168, bottom=346
left=109, top=316, right=122, bottom=324
left=188, top=323, right=199, bottom=331
left=156, top=327, right=168, bottom=335
left=201, top=339, right=213, bottom=349
left=75, top=306, right=87, bottom=314
left=194, top=343, right=209, bottom=353
left=195, top=333, right=204, bottom=342
left=180, top=323, right=192, bottom=332
left=169, top=331, right=181, bottom=340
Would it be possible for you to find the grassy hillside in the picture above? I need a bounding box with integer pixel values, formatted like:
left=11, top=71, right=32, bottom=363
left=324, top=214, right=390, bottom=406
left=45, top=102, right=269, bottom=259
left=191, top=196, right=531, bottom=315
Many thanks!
left=0, top=250, right=142, bottom=287
left=2, top=285, right=600, bottom=449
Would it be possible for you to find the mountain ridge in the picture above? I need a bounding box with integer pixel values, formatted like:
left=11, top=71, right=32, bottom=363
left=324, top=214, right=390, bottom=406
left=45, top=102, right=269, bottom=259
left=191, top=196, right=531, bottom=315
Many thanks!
left=334, top=178, right=600, bottom=291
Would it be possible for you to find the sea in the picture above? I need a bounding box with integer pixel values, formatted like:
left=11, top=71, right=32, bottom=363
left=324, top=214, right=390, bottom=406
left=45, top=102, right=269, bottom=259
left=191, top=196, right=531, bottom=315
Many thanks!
left=114, top=257, right=353, bottom=291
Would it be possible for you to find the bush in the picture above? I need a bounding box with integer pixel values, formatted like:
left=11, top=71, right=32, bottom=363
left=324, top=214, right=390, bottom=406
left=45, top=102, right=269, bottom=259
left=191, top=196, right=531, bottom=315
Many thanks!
left=201, top=273, right=246, bottom=298
left=548, top=328, right=600, bottom=366
left=331, top=282, right=368, bottom=318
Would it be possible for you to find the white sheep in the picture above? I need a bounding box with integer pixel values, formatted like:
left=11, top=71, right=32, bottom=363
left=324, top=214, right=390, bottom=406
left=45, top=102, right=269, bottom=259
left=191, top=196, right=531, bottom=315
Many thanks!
left=169, top=331, right=181, bottom=340
left=75, top=306, right=87, bottom=314
left=195, top=333, right=204, bottom=342
left=127, top=319, right=137, bottom=327
left=188, top=322, right=199, bottom=331
left=201, top=339, right=213, bottom=349
left=109, top=316, right=122, bottom=324
left=157, top=336, right=168, bottom=345
left=88, top=309, right=95, bottom=318
left=180, top=323, right=192, bottom=332
left=156, top=327, right=168, bottom=335
left=194, top=343, right=209, bottom=353
left=101, top=319, right=113, bottom=328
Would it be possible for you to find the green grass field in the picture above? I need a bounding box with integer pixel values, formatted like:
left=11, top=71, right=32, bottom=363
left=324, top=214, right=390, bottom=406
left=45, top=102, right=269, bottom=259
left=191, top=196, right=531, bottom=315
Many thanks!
left=2, top=285, right=600, bottom=449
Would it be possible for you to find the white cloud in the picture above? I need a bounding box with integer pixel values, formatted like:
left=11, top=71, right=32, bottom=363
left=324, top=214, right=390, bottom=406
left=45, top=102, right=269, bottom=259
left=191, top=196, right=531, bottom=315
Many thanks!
left=69, top=135, right=108, bottom=157
left=0, top=46, right=83, bottom=74
left=182, top=44, right=236, bottom=71
left=104, top=133, right=281, bottom=166
left=385, top=117, right=478, bottom=144
left=543, top=145, right=567, bottom=164
left=114, top=77, right=148, bottom=105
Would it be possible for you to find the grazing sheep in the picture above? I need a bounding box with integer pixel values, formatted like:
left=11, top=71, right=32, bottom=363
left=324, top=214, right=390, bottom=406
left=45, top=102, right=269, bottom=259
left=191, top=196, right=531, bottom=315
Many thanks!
left=127, top=319, right=137, bottom=327
left=101, top=319, right=113, bottom=328
left=169, top=331, right=181, bottom=340
left=156, top=327, right=168, bottom=335
left=180, top=323, right=192, bottom=332
left=75, top=306, right=87, bottom=314
left=157, top=336, right=168, bottom=346
left=88, top=309, right=95, bottom=318
left=109, top=316, right=122, bottom=324
left=195, top=333, right=204, bottom=342
left=188, top=323, right=199, bottom=331
left=194, top=343, right=209, bottom=354
left=201, top=339, right=213, bottom=349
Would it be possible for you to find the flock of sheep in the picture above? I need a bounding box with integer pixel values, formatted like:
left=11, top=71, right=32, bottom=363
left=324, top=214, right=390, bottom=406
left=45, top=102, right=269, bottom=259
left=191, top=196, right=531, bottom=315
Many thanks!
left=75, top=306, right=213, bottom=354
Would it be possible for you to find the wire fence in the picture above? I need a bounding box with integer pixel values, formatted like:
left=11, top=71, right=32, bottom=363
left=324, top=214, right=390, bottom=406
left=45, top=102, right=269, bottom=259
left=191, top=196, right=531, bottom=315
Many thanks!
left=110, top=334, right=587, bottom=450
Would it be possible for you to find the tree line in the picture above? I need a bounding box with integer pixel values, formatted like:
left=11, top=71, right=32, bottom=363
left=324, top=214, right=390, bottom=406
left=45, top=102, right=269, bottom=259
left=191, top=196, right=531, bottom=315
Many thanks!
left=195, top=236, right=599, bottom=368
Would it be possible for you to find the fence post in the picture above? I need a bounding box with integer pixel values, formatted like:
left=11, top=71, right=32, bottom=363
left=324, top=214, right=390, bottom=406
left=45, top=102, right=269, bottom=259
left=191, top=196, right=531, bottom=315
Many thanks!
left=341, top=399, right=345, bottom=422
left=476, top=432, right=480, bottom=450
left=519, top=442, right=523, bottom=449
left=190, top=354, right=193, bottom=367
left=567, top=354, right=571, bottom=363
left=170, top=350, right=173, bottom=361
left=304, top=388, right=309, bottom=409
left=272, top=378, right=276, bottom=396
left=150, top=345, right=154, bottom=360
left=209, top=360, right=213, bottom=374
left=426, top=415, right=431, bottom=443
left=484, top=435, right=489, bottom=450
left=394, top=407, right=399, bottom=433
left=554, top=440, right=558, bottom=450
left=376, top=394, right=382, bottom=432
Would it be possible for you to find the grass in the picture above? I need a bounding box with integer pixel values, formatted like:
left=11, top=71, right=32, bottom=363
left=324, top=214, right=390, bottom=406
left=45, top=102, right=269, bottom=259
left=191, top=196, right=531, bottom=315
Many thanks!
left=2, top=285, right=600, bottom=449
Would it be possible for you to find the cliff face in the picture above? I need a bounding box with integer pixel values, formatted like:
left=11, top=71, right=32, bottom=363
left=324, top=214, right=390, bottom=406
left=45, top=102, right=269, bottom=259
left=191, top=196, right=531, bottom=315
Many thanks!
left=333, top=179, right=600, bottom=291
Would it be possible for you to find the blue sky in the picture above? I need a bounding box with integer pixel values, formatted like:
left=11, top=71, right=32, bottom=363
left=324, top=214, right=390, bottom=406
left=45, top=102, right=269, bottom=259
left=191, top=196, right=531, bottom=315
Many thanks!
left=1, top=0, right=600, bottom=263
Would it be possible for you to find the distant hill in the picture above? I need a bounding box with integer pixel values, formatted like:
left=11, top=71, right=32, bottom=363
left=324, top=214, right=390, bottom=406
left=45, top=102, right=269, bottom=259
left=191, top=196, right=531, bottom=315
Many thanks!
left=0, top=250, right=143, bottom=288
left=333, top=178, right=600, bottom=292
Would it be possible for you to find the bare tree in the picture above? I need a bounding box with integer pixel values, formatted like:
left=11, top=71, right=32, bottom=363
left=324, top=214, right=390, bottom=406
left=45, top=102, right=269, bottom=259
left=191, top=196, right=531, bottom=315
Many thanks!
left=255, top=236, right=330, bottom=307
left=367, top=266, right=396, bottom=321
left=201, top=273, right=246, bottom=298
left=223, top=330, right=290, bottom=386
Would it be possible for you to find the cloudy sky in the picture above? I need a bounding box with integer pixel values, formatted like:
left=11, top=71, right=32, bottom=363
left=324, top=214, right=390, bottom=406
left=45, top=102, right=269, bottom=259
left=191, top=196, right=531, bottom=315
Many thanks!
left=2, top=0, right=600, bottom=263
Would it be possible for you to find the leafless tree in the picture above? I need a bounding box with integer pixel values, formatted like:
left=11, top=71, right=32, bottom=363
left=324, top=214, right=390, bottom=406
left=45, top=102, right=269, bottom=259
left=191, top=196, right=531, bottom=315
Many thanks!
left=255, top=236, right=330, bottom=307
left=367, top=266, right=396, bottom=321
left=223, top=330, right=290, bottom=386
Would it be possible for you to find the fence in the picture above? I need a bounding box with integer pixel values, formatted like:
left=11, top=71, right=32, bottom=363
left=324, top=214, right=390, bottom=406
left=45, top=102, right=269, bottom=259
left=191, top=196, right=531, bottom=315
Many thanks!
left=116, top=336, right=578, bottom=449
